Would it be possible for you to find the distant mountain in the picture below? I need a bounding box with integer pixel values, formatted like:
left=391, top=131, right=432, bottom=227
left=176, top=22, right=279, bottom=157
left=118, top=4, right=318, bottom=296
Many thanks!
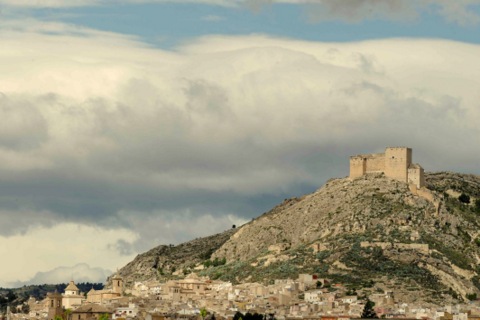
left=114, top=171, right=480, bottom=305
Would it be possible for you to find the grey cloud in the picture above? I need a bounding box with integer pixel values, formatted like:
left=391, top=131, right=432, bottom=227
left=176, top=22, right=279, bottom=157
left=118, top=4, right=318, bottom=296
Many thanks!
left=296, top=0, right=480, bottom=25
left=109, top=239, right=135, bottom=256
left=0, top=34, right=479, bottom=286
left=243, top=0, right=272, bottom=13
left=305, top=0, right=417, bottom=23
left=185, top=79, right=232, bottom=118
left=0, top=209, right=57, bottom=236
left=0, top=94, right=48, bottom=150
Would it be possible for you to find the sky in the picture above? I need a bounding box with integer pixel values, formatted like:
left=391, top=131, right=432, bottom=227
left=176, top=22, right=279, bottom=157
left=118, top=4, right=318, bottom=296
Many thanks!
left=0, top=0, right=480, bottom=288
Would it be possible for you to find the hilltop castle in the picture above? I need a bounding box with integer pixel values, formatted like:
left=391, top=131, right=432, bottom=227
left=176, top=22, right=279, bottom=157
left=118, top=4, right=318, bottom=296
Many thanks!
left=349, top=147, right=425, bottom=189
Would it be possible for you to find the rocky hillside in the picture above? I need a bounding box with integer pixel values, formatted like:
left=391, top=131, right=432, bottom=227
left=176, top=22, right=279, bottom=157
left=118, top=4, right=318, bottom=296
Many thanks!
left=114, top=171, right=480, bottom=305
left=106, top=228, right=237, bottom=288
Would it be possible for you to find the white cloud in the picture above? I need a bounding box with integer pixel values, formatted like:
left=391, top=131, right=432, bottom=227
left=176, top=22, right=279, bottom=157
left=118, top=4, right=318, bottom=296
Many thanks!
left=0, top=222, right=138, bottom=287
left=1, top=21, right=480, bottom=286
left=201, top=15, right=226, bottom=22
left=0, top=23, right=479, bottom=194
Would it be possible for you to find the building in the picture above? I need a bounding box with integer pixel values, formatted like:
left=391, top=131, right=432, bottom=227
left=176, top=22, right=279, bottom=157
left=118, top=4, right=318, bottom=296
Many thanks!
left=87, top=274, right=124, bottom=304
left=71, top=303, right=113, bottom=320
left=63, top=280, right=84, bottom=309
left=47, top=291, right=63, bottom=320
left=349, top=147, right=425, bottom=189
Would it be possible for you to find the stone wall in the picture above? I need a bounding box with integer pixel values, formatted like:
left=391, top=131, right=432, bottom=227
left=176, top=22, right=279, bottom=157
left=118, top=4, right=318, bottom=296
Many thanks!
left=408, top=166, right=425, bottom=188
left=360, top=241, right=429, bottom=255
left=384, top=147, right=411, bottom=183
left=349, top=156, right=366, bottom=179
left=365, top=153, right=385, bottom=173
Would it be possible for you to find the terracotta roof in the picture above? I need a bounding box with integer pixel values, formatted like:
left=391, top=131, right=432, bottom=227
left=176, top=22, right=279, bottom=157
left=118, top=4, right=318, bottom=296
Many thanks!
left=73, top=303, right=113, bottom=314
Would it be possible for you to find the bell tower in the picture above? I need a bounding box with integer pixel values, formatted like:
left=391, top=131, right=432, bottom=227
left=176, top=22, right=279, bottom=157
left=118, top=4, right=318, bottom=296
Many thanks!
left=112, top=274, right=123, bottom=295
left=47, top=291, right=63, bottom=320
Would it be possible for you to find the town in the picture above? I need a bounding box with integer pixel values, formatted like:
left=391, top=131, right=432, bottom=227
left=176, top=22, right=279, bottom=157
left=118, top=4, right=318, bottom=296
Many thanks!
left=2, top=272, right=480, bottom=320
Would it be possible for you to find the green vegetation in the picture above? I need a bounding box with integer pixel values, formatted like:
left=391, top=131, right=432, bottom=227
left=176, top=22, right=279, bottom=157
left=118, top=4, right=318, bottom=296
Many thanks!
left=233, top=312, right=265, bottom=320
left=466, top=293, right=477, bottom=301
left=200, top=308, right=207, bottom=320
left=459, top=193, right=471, bottom=204
left=361, top=298, right=378, bottom=318
left=203, top=257, right=227, bottom=268
left=98, top=314, right=110, bottom=320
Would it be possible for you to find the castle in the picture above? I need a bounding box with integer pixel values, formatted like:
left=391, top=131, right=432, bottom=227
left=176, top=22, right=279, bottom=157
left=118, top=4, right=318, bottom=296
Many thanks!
left=349, top=147, right=425, bottom=189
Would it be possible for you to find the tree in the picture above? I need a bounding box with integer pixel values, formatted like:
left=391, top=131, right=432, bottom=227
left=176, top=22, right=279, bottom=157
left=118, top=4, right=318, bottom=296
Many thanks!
left=200, top=308, right=207, bottom=320
left=361, top=299, right=378, bottom=319
left=63, top=308, right=72, bottom=320
left=459, top=193, right=470, bottom=204
left=233, top=312, right=244, bottom=320
left=21, top=304, right=30, bottom=314
left=467, top=293, right=477, bottom=301
left=98, top=314, right=110, bottom=320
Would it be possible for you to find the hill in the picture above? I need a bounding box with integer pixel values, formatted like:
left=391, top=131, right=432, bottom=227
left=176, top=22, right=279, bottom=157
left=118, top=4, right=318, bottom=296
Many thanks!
left=106, top=228, right=237, bottom=288
left=113, top=171, right=480, bottom=305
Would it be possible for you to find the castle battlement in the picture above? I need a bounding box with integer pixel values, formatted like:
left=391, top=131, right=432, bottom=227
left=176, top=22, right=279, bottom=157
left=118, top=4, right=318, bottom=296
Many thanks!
left=349, top=147, right=425, bottom=188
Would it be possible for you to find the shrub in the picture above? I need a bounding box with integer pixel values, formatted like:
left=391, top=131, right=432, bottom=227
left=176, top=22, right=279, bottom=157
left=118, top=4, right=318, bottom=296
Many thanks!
left=467, top=293, right=477, bottom=301
left=459, top=193, right=471, bottom=204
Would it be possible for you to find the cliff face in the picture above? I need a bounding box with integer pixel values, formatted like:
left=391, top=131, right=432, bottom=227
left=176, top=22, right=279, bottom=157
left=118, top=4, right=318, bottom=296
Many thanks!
left=115, top=171, right=480, bottom=304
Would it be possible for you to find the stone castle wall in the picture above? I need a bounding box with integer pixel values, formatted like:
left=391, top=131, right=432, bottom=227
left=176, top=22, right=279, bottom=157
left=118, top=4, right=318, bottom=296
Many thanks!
left=384, top=147, right=412, bottom=183
left=365, top=153, right=385, bottom=173
left=349, top=156, right=366, bottom=179
left=349, top=147, right=425, bottom=189
left=408, top=166, right=425, bottom=190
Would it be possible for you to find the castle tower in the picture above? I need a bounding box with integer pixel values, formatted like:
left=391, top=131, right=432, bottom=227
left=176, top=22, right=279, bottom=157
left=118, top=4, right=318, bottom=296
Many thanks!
left=47, top=291, right=63, bottom=320
left=384, top=147, right=412, bottom=183
left=349, top=156, right=366, bottom=179
left=112, top=274, right=123, bottom=295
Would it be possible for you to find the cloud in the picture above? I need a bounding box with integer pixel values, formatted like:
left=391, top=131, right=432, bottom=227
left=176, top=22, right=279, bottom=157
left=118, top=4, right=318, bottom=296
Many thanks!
left=0, top=223, right=138, bottom=287
left=302, top=0, right=480, bottom=25
left=7, top=263, right=112, bottom=287
left=1, top=21, right=480, bottom=285
left=115, top=210, right=249, bottom=253
left=201, top=15, right=226, bottom=22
